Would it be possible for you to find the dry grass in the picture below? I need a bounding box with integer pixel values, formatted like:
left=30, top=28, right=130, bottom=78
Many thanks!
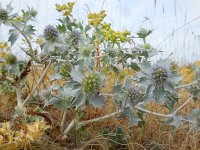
left=0, top=65, right=200, bottom=150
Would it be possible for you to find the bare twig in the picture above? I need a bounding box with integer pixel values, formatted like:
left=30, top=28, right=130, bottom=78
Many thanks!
left=175, top=82, right=197, bottom=90
left=22, top=60, right=52, bottom=106
left=173, top=96, right=193, bottom=114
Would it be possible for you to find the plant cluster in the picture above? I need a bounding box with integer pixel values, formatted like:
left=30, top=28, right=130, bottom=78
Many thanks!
left=0, top=2, right=200, bottom=148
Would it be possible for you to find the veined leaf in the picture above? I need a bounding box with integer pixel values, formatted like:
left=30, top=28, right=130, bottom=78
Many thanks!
left=8, top=29, right=20, bottom=46
left=70, top=68, right=84, bottom=83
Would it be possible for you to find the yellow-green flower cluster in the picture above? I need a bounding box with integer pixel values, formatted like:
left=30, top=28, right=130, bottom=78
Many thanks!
left=55, top=2, right=75, bottom=16
left=88, top=10, right=106, bottom=28
left=100, top=22, right=130, bottom=43
left=0, top=42, right=9, bottom=50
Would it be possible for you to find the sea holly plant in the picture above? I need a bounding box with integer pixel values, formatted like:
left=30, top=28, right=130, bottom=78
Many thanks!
left=0, top=2, right=200, bottom=145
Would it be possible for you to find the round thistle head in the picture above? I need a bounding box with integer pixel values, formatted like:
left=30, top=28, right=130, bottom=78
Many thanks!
left=107, top=49, right=116, bottom=57
left=82, top=73, right=100, bottom=94
left=128, top=87, right=141, bottom=100
left=152, top=67, right=168, bottom=84
left=80, top=46, right=92, bottom=57
left=5, top=54, right=17, bottom=64
left=43, top=25, right=58, bottom=42
left=0, top=8, right=8, bottom=21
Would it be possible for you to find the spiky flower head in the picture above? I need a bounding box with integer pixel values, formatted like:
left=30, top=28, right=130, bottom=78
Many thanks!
left=82, top=73, right=100, bottom=94
left=68, top=30, right=82, bottom=46
left=107, top=48, right=116, bottom=57
left=152, top=66, right=168, bottom=84
left=136, top=59, right=182, bottom=103
left=0, top=8, right=8, bottom=21
left=137, top=28, right=152, bottom=39
left=127, top=86, right=142, bottom=107
left=80, top=45, right=92, bottom=57
left=128, top=86, right=141, bottom=100
left=43, top=25, right=58, bottom=42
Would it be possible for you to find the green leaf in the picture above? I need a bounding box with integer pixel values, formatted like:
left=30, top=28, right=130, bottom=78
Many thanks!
left=192, top=65, right=200, bottom=81
left=72, top=92, right=86, bottom=108
left=137, top=61, right=151, bottom=75
left=50, top=73, right=63, bottom=81
left=14, top=106, right=26, bottom=117
left=169, top=116, right=181, bottom=128
left=124, top=77, right=132, bottom=90
left=48, top=97, right=72, bottom=110
left=23, top=25, right=35, bottom=36
left=112, top=84, right=123, bottom=95
left=163, top=81, right=175, bottom=93
left=0, top=58, right=5, bottom=63
left=142, top=84, right=154, bottom=102
left=70, top=69, right=84, bottom=83
left=87, top=94, right=105, bottom=108
left=169, top=73, right=182, bottom=84
left=123, top=107, right=140, bottom=125
left=154, top=87, right=166, bottom=103
left=8, top=29, right=20, bottom=46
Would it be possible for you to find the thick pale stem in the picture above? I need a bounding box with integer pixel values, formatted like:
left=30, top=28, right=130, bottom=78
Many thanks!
left=22, top=60, right=52, bottom=105
left=135, top=105, right=173, bottom=118
left=173, top=96, right=193, bottom=114
left=62, top=119, right=76, bottom=139
left=60, top=110, right=67, bottom=132
left=175, top=82, right=197, bottom=90
left=62, top=110, right=122, bottom=139
left=78, top=110, right=122, bottom=126
left=16, top=85, right=22, bottom=107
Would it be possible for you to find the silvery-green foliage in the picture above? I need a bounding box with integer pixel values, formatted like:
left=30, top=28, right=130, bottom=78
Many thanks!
left=1, top=2, right=200, bottom=130
left=0, top=2, right=16, bottom=25
left=63, top=69, right=106, bottom=108
left=44, top=85, right=78, bottom=110
left=112, top=77, right=143, bottom=125
left=192, top=109, right=200, bottom=130
left=135, top=59, right=182, bottom=103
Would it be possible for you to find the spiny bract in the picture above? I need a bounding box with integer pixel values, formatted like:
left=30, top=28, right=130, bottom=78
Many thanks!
left=83, top=73, right=100, bottom=94
left=0, top=8, right=8, bottom=21
left=43, top=25, right=58, bottom=42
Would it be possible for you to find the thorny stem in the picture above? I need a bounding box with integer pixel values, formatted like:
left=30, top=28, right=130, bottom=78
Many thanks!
left=22, top=60, right=52, bottom=106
